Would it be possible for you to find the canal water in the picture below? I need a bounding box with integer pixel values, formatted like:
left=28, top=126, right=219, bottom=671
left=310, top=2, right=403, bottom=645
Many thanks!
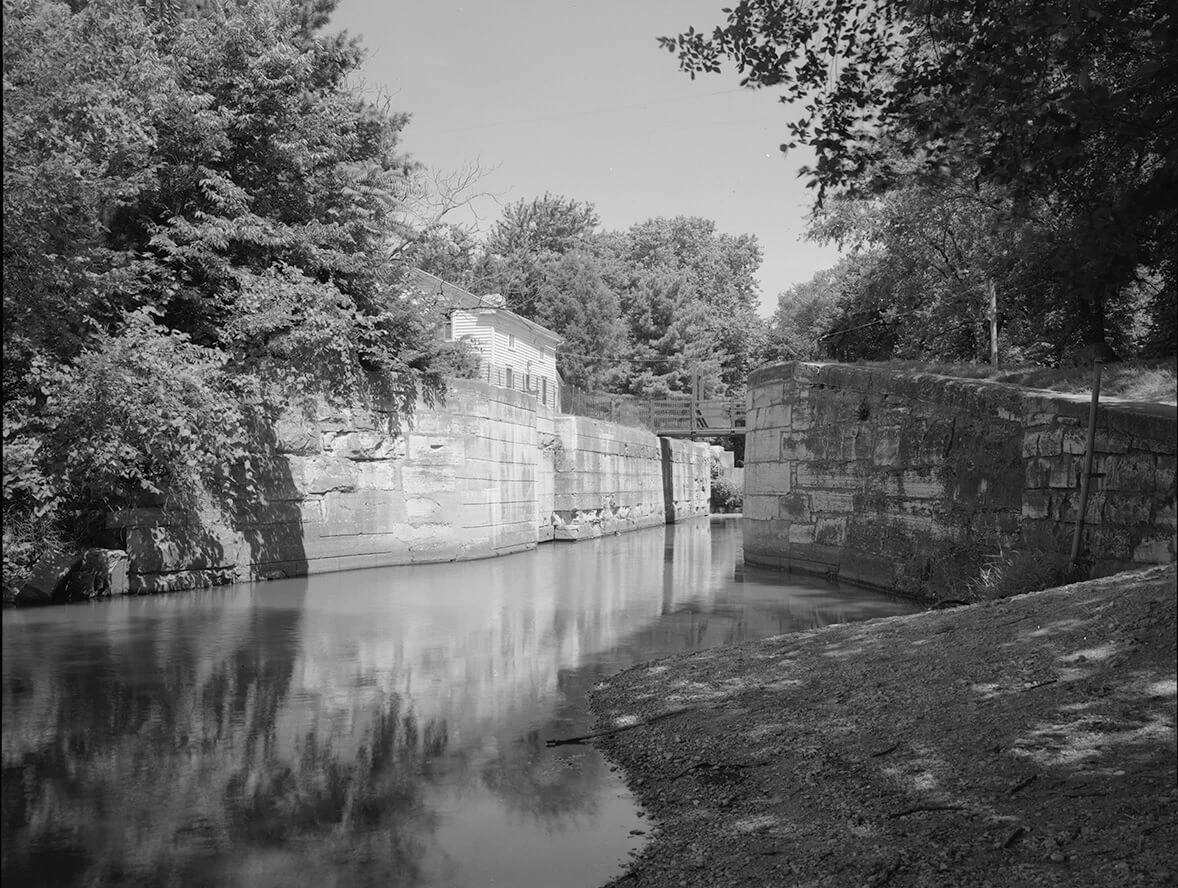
left=1, top=517, right=921, bottom=888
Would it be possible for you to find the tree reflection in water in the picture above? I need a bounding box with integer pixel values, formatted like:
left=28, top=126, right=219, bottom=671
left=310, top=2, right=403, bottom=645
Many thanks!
left=2, top=520, right=922, bottom=888
left=1, top=590, right=449, bottom=888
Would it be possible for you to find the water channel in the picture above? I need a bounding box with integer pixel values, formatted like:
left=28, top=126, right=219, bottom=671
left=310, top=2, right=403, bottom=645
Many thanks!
left=2, top=517, right=922, bottom=888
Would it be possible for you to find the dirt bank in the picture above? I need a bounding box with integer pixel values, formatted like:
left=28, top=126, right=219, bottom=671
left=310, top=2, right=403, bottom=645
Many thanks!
left=589, top=564, right=1177, bottom=887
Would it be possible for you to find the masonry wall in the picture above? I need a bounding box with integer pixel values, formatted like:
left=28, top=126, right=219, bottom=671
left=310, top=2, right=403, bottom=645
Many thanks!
left=744, top=362, right=1177, bottom=599
left=547, top=416, right=711, bottom=540
left=115, top=380, right=711, bottom=593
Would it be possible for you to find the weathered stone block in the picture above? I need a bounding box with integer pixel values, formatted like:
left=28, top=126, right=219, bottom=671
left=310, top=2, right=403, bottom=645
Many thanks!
left=1131, top=534, right=1176, bottom=564
left=790, top=403, right=813, bottom=431
left=746, top=462, right=793, bottom=495
left=779, top=433, right=814, bottom=461
left=1100, top=493, right=1153, bottom=527
left=1024, top=456, right=1077, bottom=490
left=1101, top=453, right=1157, bottom=493
left=289, top=456, right=359, bottom=495
left=319, top=490, right=408, bottom=536
left=809, top=491, right=855, bottom=513
left=1021, top=489, right=1052, bottom=520
left=873, top=426, right=903, bottom=466
left=778, top=493, right=811, bottom=521
left=814, top=517, right=847, bottom=547
left=17, top=552, right=77, bottom=604
left=274, top=412, right=321, bottom=455
left=794, top=463, right=861, bottom=491
left=742, top=494, right=778, bottom=521
left=788, top=523, right=816, bottom=544
left=402, top=464, right=457, bottom=495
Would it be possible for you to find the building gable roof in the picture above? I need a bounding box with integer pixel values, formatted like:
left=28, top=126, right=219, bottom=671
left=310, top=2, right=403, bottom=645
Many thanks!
left=408, top=268, right=562, bottom=346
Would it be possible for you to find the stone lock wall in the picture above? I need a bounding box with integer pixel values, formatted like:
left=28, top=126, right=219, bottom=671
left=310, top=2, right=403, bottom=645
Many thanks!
left=544, top=416, right=711, bottom=540
left=113, top=380, right=712, bottom=593
left=744, top=362, right=1177, bottom=598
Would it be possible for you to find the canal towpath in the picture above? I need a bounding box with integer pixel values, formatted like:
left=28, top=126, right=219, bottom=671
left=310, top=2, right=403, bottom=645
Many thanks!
left=590, top=563, right=1177, bottom=887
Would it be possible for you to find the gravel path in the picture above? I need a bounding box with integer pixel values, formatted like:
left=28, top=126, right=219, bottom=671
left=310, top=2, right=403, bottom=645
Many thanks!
left=590, top=564, right=1177, bottom=887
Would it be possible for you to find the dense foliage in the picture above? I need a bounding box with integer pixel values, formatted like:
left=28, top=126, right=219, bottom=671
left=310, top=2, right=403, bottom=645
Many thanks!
left=414, top=195, right=767, bottom=397
left=2, top=0, right=451, bottom=594
left=666, top=0, right=1177, bottom=361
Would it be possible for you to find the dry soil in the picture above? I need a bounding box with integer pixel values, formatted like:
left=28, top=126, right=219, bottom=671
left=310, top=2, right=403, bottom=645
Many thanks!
left=589, top=564, right=1178, bottom=888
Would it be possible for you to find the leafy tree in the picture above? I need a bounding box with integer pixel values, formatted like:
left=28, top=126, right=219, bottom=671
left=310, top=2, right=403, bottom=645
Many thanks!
left=401, top=223, right=483, bottom=291
left=613, top=271, right=726, bottom=398
left=662, top=0, right=1178, bottom=354
left=532, top=252, right=628, bottom=390
left=481, top=193, right=601, bottom=316
left=604, top=217, right=763, bottom=394
left=2, top=0, right=446, bottom=595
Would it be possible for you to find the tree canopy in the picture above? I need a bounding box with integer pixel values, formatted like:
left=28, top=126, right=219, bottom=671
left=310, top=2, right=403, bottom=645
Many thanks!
left=2, top=0, right=453, bottom=593
left=663, top=0, right=1177, bottom=354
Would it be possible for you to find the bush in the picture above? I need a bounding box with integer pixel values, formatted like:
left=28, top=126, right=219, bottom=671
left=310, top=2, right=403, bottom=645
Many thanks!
left=709, top=457, right=743, bottom=514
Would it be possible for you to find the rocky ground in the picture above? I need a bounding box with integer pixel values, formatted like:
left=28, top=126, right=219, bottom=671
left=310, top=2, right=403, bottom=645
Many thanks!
left=589, top=564, right=1177, bottom=888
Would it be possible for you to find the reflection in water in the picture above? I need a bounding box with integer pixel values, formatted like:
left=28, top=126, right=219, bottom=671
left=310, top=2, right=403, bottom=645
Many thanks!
left=2, top=518, right=921, bottom=887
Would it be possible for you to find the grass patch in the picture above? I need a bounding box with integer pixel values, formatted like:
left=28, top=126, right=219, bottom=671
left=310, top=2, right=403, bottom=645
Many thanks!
left=964, top=549, right=1070, bottom=603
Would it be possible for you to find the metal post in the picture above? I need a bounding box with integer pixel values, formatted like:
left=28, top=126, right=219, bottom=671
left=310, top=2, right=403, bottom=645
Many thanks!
left=1068, top=359, right=1103, bottom=576
left=988, top=280, right=999, bottom=365
left=689, top=374, right=698, bottom=442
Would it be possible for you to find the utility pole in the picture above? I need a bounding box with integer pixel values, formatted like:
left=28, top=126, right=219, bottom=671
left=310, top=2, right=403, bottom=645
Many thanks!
left=988, top=280, right=999, bottom=365
left=690, top=372, right=703, bottom=441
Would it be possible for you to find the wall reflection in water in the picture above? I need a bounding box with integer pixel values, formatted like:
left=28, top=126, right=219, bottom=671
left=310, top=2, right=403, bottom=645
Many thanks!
left=1, top=518, right=920, bottom=888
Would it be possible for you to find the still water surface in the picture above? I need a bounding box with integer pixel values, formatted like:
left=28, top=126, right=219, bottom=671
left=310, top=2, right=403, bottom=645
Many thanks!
left=2, top=517, right=921, bottom=888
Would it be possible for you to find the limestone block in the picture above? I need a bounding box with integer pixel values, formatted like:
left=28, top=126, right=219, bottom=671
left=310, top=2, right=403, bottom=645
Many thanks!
left=354, top=461, right=403, bottom=492
left=1101, top=453, right=1157, bottom=493
left=1131, top=534, right=1176, bottom=563
left=1021, top=489, right=1053, bottom=520
left=130, top=568, right=234, bottom=594
left=843, top=427, right=875, bottom=461
left=779, top=433, right=815, bottom=461
left=1100, top=493, right=1154, bottom=527
left=1024, top=456, right=1077, bottom=490
left=746, top=462, right=793, bottom=496
left=809, top=491, right=855, bottom=513
left=402, top=464, right=458, bottom=496
left=788, top=523, right=816, bottom=544
left=405, top=495, right=451, bottom=524
left=17, top=552, right=77, bottom=604
left=289, top=455, right=359, bottom=495
left=1154, top=459, right=1176, bottom=493
left=814, top=517, right=848, bottom=547
left=64, top=549, right=130, bottom=599
left=273, top=412, right=321, bottom=455
left=1023, top=427, right=1064, bottom=458
left=778, top=493, right=811, bottom=522
left=127, top=524, right=238, bottom=575
left=1094, top=526, right=1137, bottom=561
left=873, top=426, right=903, bottom=466
left=790, top=403, right=813, bottom=432
left=794, top=463, right=861, bottom=491
left=319, top=490, right=408, bottom=536
left=757, top=403, right=792, bottom=430
left=405, top=433, right=460, bottom=465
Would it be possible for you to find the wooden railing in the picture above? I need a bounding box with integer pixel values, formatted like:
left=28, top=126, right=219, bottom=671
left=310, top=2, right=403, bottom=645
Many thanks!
left=561, top=386, right=746, bottom=437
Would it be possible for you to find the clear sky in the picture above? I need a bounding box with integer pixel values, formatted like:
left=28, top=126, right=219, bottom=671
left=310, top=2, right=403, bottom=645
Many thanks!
left=328, top=0, right=842, bottom=317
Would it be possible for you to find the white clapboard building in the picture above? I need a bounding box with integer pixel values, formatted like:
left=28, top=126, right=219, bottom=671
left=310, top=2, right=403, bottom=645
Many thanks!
left=408, top=268, right=563, bottom=411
